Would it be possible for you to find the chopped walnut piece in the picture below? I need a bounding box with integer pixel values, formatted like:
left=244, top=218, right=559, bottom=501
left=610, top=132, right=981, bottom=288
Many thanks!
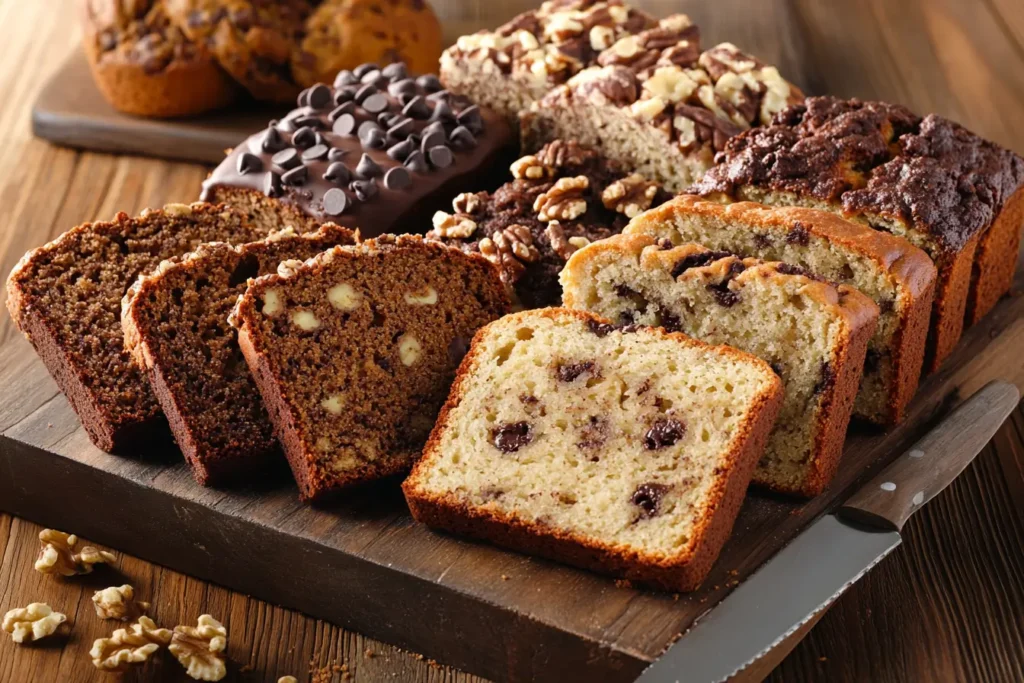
left=601, top=174, right=659, bottom=217
left=35, top=529, right=116, bottom=576
left=91, top=616, right=172, bottom=672
left=495, top=225, right=540, bottom=263
left=589, top=24, right=615, bottom=51
left=3, top=603, right=66, bottom=644
left=452, top=192, right=483, bottom=215
left=545, top=223, right=592, bottom=260
left=534, top=176, right=590, bottom=221
left=93, top=585, right=150, bottom=621
left=170, top=614, right=228, bottom=682
left=510, top=154, right=554, bottom=180
left=535, top=138, right=588, bottom=169
left=430, top=211, right=477, bottom=239
left=478, top=236, right=526, bottom=285
left=643, top=66, right=701, bottom=103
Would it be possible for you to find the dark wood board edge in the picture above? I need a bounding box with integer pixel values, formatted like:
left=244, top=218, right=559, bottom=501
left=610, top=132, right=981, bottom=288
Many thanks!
left=0, top=434, right=646, bottom=683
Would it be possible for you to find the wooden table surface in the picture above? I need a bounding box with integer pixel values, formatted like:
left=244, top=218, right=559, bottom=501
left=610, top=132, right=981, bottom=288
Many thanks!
left=2, top=0, right=1024, bottom=681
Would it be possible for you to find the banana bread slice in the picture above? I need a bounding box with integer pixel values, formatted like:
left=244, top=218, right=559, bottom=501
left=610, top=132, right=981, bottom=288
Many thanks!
left=228, top=235, right=510, bottom=500
left=5, top=203, right=270, bottom=453
left=403, top=308, right=783, bottom=592
left=520, top=35, right=803, bottom=193
left=121, top=224, right=357, bottom=486
left=625, top=195, right=936, bottom=425
left=691, top=96, right=1024, bottom=371
left=561, top=235, right=879, bottom=497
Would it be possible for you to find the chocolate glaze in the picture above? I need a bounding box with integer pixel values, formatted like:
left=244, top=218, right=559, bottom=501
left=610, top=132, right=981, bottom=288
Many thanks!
left=201, top=63, right=513, bottom=236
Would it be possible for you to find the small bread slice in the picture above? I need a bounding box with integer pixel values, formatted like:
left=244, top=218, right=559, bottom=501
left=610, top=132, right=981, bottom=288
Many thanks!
left=121, top=225, right=357, bottom=486
left=403, top=308, right=783, bottom=592
left=229, top=235, right=510, bottom=500
left=561, top=234, right=879, bottom=497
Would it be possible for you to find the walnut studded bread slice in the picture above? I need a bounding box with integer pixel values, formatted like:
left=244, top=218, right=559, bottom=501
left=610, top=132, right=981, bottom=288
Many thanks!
left=625, top=196, right=936, bottom=425
left=561, top=235, right=879, bottom=497
left=520, top=32, right=804, bottom=193
left=229, top=235, right=510, bottom=500
left=403, top=309, right=783, bottom=592
left=121, top=224, right=358, bottom=486
left=6, top=203, right=271, bottom=453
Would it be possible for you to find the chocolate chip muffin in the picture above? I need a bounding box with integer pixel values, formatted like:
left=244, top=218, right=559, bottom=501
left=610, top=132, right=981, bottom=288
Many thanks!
left=292, top=0, right=443, bottom=89
left=426, top=140, right=671, bottom=309
left=81, top=0, right=238, bottom=117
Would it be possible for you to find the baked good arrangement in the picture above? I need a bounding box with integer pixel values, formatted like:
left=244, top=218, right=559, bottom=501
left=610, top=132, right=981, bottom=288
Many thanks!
left=9, top=0, right=1024, bottom=593
left=82, top=0, right=444, bottom=116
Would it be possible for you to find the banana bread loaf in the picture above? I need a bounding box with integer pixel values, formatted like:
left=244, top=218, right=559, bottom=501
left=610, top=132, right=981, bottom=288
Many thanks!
left=625, top=195, right=936, bottom=425
left=121, top=224, right=357, bottom=485
left=403, top=308, right=783, bottom=591
left=6, top=203, right=270, bottom=453
left=561, top=235, right=879, bottom=496
left=228, top=235, right=510, bottom=500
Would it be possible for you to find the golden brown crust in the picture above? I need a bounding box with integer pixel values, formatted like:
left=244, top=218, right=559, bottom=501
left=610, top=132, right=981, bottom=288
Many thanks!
left=926, top=236, right=978, bottom=372
left=404, top=308, right=784, bottom=592
left=968, top=185, right=1024, bottom=325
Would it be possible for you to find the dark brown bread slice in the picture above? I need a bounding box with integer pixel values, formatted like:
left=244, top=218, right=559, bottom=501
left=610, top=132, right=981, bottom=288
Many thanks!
left=229, top=235, right=511, bottom=501
left=5, top=203, right=271, bottom=453
left=121, top=224, right=357, bottom=485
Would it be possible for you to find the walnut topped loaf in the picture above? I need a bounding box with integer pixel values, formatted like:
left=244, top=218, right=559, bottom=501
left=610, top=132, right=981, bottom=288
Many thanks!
left=691, top=96, right=1024, bottom=371
left=403, top=308, right=783, bottom=591
left=519, top=19, right=804, bottom=192
left=425, top=139, right=671, bottom=308
left=201, top=63, right=515, bottom=237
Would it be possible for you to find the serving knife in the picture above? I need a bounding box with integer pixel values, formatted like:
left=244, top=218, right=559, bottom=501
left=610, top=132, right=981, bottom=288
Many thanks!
left=636, top=380, right=1020, bottom=683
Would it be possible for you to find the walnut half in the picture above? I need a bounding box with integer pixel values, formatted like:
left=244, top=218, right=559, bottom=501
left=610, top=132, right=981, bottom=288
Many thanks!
left=35, top=529, right=116, bottom=576
left=2, top=603, right=66, bottom=644
left=90, top=616, right=172, bottom=672
left=534, top=176, right=590, bottom=222
left=170, top=614, right=228, bottom=682
left=93, top=585, right=150, bottom=621
left=601, top=174, right=659, bottom=217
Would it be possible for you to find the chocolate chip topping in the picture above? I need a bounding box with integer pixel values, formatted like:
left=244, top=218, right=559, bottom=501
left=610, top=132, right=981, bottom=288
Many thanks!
left=643, top=419, right=685, bottom=450
left=356, top=154, right=382, bottom=178
left=236, top=152, right=262, bottom=174
left=384, top=166, right=411, bottom=190
left=492, top=421, right=534, bottom=453
left=271, top=148, right=301, bottom=170
left=632, top=482, right=671, bottom=518
left=322, top=188, right=348, bottom=216
left=324, top=162, right=350, bottom=184
left=307, top=84, right=332, bottom=110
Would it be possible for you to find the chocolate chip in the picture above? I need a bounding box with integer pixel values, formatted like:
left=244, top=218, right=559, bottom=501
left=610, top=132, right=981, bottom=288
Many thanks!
left=492, top=421, right=533, bottom=453
left=361, top=127, right=386, bottom=150
left=404, top=150, right=429, bottom=173
left=576, top=416, right=608, bottom=453
left=422, top=120, right=445, bottom=138
left=643, top=419, right=685, bottom=450
left=586, top=318, right=617, bottom=337
left=387, top=138, right=415, bottom=161
left=457, top=104, right=483, bottom=132
left=329, top=102, right=355, bottom=121
left=236, top=152, right=262, bottom=174
left=302, top=144, right=330, bottom=161
left=293, top=115, right=324, bottom=130
left=356, top=153, right=382, bottom=178
left=450, top=126, right=477, bottom=149
left=787, top=222, right=810, bottom=246
left=384, top=166, right=411, bottom=190
left=430, top=100, right=454, bottom=122
left=378, top=111, right=399, bottom=128
left=402, top=95, right=430, bottom=119
left=292, top=126, right=317, bottom=149
left=307, top=84, right=331, bottom=110
left=614, top=283, right=638, bottom=299
left=812, top=361, right=835, bottom=396
left=334, top=88, right=354, bottom=105
left=358, top=120, right=382, bottom=140
left=388, top=78, right=417, bottom=98
left=362, top=93, right=390, bottom=114
left=769, top=361, right=784, bottom=377
left=324, top=162, right=351, bottom=184
left=428, top=146, right=453, bottom=169
left=632, top=482, right=670, bottom=518
left=261, top=127, right=285, bottom=153
left=353, top=63, right=378, bottom=78
left=349, top=179, right=378, bottom=201
left=297, top=88, right=310, bottom=108
left=282, top=165, right=308, bottom=186
left=670, top=250, right=733, bottom=278
left=660, top=312, right=682, bottom=332
left=426, top=89, right=450, bottom=102
left=360, top=69, right=382, bottom=84
left=322, top=188, right=348, bottom=216
left=328, top=148, right=347, bottom=162
left=334, top=70, right=358, bottom=87
left=264, top=172, right=282, bottom=198
left=271, top=148, right=301, bottom=170
left=382, top=62, right=407, bottom=80
left=399, top=91, right=417, bottom=107
left=556, top=361, right=595, bottom=382
left=420, top=129, right=446, bottom=153
left=706, top=281, right=739, bottom=307
left=354, top=84, right=377, bottom=103
left=416, top=74, right=443, bottom=92
left=774, top=262, right=820, bottom=280
left=752, top=233, right=772, bottom=248
left=332, top=113, right=357, bottom=136
left=387, top=117, right=415, bottom=141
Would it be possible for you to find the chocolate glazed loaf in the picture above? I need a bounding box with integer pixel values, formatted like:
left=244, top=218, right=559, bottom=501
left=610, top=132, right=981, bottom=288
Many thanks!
left=201, top=63, right=515, bottom=237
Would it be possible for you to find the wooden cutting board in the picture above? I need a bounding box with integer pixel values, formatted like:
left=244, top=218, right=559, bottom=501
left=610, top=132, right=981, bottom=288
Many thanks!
left=2, top=259, right=1023, bottom=683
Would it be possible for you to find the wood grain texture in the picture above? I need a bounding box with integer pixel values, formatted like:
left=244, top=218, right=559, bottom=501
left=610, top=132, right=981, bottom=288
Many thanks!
left=0, top=0, right=1022, bottom=682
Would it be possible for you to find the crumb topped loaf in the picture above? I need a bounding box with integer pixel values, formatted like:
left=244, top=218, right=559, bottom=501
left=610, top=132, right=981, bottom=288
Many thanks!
left=561, top=235, right=879, bottom=496
left=229, top=235, right=510, bottom=500
left=5, top=203, right=269, bottom=453
left=426, top=140, right=670, bottom=308
left=121, top=224, right=357, bottom=485
left=625, top=195, right=937, bottom=424
left=520, top=27, right=804, bottom=192
left=201, top=64, right=514, bottom=237
left=692, top=96, right=1024, bottom=370
left=403, top=309, right=783, bottom=591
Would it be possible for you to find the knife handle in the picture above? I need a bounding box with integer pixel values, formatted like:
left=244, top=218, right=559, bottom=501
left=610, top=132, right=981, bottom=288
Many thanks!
left=839, top=381, right=1019, bottom=532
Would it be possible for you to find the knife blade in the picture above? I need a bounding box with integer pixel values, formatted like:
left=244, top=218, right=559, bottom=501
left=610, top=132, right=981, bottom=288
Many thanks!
left=636, top=380, right=1020, bottom=683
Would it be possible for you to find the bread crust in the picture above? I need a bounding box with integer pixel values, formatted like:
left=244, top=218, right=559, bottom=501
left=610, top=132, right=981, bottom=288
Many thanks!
left=967, top=185, right=1024, bottom=325
left=626, top=195, right=937, bottom=424
left=403, top=308, right=783, bottom=592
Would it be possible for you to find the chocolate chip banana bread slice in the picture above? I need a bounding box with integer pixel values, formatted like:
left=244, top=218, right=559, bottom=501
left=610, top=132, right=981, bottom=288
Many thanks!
left=520, top=33, right=804, bottom=192
left=692, top=96, right=1024, bottom=371
left=403, top=309, right=783, bottom=592
left=6, top=203, right=270, bottom=453
left=121, top=224, right=357, bottom=485
left=625, top=195, right=936, bottom=425
left=427, top=140, right=670, bottom=308
left=561, top=235, right=879, bottom=497
left=229, top=235, right=510, bottom=500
